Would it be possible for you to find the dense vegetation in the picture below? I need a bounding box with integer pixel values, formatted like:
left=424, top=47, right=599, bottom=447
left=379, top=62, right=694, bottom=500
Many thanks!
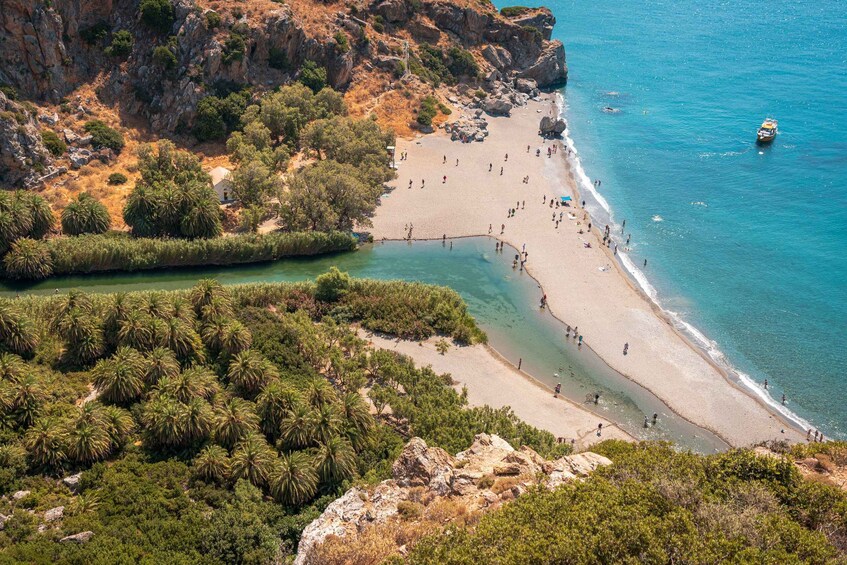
left=411, top=44, right=480, bottom=86
left=0, top=276, right=568, bottom=562
left=40, top=231, right=357, bottom=276
left=408, top=441, right=847, bottom=564
left=60, top=193, right=111, bottom=236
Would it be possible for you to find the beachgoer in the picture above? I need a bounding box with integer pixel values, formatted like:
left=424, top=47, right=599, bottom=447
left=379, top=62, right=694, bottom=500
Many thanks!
left=594, top=393, right=600, bottom=404
left=622, top=219, right=626, bottom=231
left=500, top=167, right=504, bottom=175
left=456, top=159, right=459, bottom=166
left=623, top=342, right=629, bottom=355
left=597, top=423, right=603, bottom=435
left=421, top=179, right=425, bottom=188
left=443, top=175, right=447, bottom=183
left=626, top=234, right=631, bottom=245
left=555, top=221, right=559, bottom=229
left=409, top=179, right=413, bottom=188
left=555, top=383, right=561, bottom=396
left=489, top=223, right=492, bottom=234
left=764, top=379, right=768, bottom=389
left=522, top=200, right=525, bottom=209
left=527, top=145, right=531, bottom=152
left=536, top=148, right=541, bottom=157
left=643, top=259, right=648, bottom=267
left=588, top=223, right=592, bottom=231
left=652, top=413, right=658, bottom=424
left=578, top=335, right=583, bottom=346
left=582, top=200, right=586, bottom=207
left=489, top=163, right=493, bottom=172
left=442, top=234, right=446, bottom=241
left=501, top=224, right=505, bottom=234
left=443, top=155, right=446, bottom=164
left=644, top=417, right=649, bottom=428
left=782, top=394, right=787, bottom=405
left=543, top=195, right=546, bottom=204
left=807, top=429, right=812, bottom=441
left=450, top=241, right=453, bottom=250
left=505, top=153, right=509, bottom=161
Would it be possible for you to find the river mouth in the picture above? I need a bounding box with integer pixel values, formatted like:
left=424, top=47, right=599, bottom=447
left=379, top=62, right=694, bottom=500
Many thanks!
left=1, top=237, right=728, bottom=453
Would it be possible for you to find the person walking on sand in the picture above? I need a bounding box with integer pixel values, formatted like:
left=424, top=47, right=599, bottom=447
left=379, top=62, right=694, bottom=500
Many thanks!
left=501, top=224, right=505, bottom=234
left=443, top=155, right=446, bottom=164
left=421, top=179, right=425, bottom=188
left=554, top=383, right=561, bottom=396
left=489, top=163, right=493, bottom=172
left=543, top=195, right=546, bottom=204
left=489, top=223, right=492, bottom=234
left=456, top=158, right=459, bottom=166
left=578, top=335, right=583, bottom=346
left=505, top=153, right=509, bottom=161
left=527, top=145, right=531, bottom=153
left=652, top=413, right=658, bottom=425
left=623, top=342, right=629, bottom=355
left=807, top=429, right=812, bottom=441
left=500, top=167, right=504, bottom=175
left=597, top=423, right=603, bottom=436
left=594, top=392, right=600, bottom=404
left=522, top=200, right=525, bottom=209
left=409, top=179, right=413, bottom=188
left=443, top=175, right=447, bottom=183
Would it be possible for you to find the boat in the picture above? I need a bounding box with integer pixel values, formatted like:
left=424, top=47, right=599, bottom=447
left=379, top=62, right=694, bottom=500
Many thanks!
left=757, top=118, right=778, bottom=144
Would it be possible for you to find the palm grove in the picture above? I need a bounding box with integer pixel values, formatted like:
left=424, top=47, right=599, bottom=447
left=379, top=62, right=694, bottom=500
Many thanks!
left=0, top=81, right=393, bottom=280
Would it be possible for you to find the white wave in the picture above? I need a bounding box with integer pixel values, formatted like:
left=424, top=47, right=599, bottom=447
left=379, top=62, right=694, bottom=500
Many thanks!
left=553, top=93, right=814, bottom=435
left=690, top=201, right=708, bottom=207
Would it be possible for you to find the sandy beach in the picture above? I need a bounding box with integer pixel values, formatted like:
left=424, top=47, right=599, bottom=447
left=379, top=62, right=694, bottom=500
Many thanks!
left=370, top=95, right=803, bottom=447
left=363, top=332, right=633, bottom=449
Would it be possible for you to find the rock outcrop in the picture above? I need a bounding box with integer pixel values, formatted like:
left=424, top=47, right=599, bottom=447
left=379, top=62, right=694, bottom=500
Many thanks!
left=0, top=92, right=52, bottom=186
left=294, top=434, right=611, bottom=565
left=60, top=531, right=94, bottom=543
left=540, top=115, right=567, bottom=137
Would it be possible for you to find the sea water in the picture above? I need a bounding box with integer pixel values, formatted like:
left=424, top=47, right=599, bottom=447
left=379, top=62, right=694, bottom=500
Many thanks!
left=498, top=0, right=847, bottom=435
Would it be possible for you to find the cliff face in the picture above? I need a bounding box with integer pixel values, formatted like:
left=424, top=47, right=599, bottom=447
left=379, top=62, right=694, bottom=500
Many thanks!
left=0, top=0, right=567, bottom=182
left=0, top=92, right=52, bottom=186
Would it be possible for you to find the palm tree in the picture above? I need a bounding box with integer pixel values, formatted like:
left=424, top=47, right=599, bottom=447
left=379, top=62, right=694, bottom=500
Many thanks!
left=219, top=321, right=252, bottom=357
left=0, top=302, right=39, bottom=355
left=157, top=367, right=219, bottom=403
left=311, top=402, right=342, bottom=445
left=199, top=296, right=234, bottom=322
left=56, top=308, right=104, bottom=364
left=279, top=403, right=316, bottom=450
left=1, top=375, right=46, bottom=427
left=190, top=279, right=229, bottom=317
left=213, top=397, right=260, bottom=448
left=24, top=418, right=67, bottom=469
left=268, top=451, right=318, bottom=506
left=118, top=311, right=156, bottom=350
left=341, top=391, right=374, bottom=450
left=200, top=317, right=228, bottom=351
left=104, top=293, right=134, bottom=348
left=144, top=293, right=173, bottom=320
left=143, top=347, right=180, bottom=386
left=0, top=352, right=25, bottom=383
left=123, top=184, right=160, bottom=237
left=100, top=405, right=136, bottom=446
left=163, top=318, right=205, bottom=362
left=256, top=381, right=302, bottom=440
left=182, top=397, right=213, bottom=443
left=65, top=408, right=113, bottom=463
left=229, top=432, right=275, bottom=487
left=304, top=378, right=337, bottom=409
left=141, top=395, right=186, bottom=448
left=170, top=297, right=196, bottom=325
left=61, top=193, right=111, bottom=235
left=180, top=198, right=222, bottom=239
left=315, top=435, right=356, bottom=484
left=91, top=347, right=146, bottom=404
left=194, top=444, right=230, bottom=483
left=227, top=350, right=278, bottom=396
left=21, top=191, right=54, bottom=239
left=3, top=238, right=53, bottom=280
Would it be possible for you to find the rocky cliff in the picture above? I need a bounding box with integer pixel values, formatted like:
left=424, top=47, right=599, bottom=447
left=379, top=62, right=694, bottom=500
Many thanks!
left=0, top=92, right=52, bottom=186
left=0, top=0, right=565, bottom=133
left=295, top=434, right=611, bottom=564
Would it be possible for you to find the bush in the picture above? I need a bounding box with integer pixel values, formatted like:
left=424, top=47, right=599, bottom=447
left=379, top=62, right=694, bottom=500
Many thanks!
left=140, top=0, right=175, bottom=34
left=315, top=267, right=352, bottom=302
left=41, top=130, right=66, bottom=157
left=299, top=60, right=327, bottom=93
left=500, top=6, right=531, bottom=18
left=104, top=30, right=134, bottom=58
left=205, top=11, right=222, bottom=29
left=333, top=32, right=349, bottom=53
left=80, top=21, right=110, bottom=45
left=416, top=96, right=439, bottom=127
left=447, top=47, right=479, bottom=78
left=108, top=172, right=128, bottom=185
left=268, top=47, right=289, bottom=70
left=222, top=34, right=246, bottom=64
left=83, top=120, right=125, bottom=153
left=152, top=45, right=177, bottom=70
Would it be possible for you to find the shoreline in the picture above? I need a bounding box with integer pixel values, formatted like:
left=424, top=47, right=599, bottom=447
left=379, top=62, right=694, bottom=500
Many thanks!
left=363, top=332, right=634, bottom=450
left=370, top=94, right=806, bottom=447
left=553, top=92, right=813, bottom=435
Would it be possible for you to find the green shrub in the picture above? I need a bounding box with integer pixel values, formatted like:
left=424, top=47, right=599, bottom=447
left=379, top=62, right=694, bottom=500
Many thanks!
left=104, top=29, right=134, bottom=57
left=152, top=45, right=177, bottom=70
left=0, top=85, right=18, bottom=100
left=500, top=6, right=531, bottom=18
left=83, top=120, right=125, bottom=152
left=416, top=96, right=439, bottom=127
left=140, top=0, right=175, bottom=34
left=333, top=32, right=349, bottom=53
left=107, top=172, right=128, bottom=185
left=447, top=47, right=479, bottom=78
left=522, top=25, right=543, bottom=43
left=299, top=60, right=327, bottom=93
left=222, top=34, right=246, bottom=64
left=80, top=21, right=110, bottom=45
left=41, top=130, right=66, bottom=157
left=315, top=266, right=352, bottom=302
left=372, top=15, right=385, bottom=33
left=205, top=11, right=222, bottom=29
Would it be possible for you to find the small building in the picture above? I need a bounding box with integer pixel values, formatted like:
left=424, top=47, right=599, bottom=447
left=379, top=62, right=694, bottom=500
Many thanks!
left=209, top=166, right=234, bottom=203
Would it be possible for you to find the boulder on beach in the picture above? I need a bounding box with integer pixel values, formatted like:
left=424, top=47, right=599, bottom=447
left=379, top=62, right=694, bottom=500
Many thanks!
left=539, top=116, right=566, bottom=137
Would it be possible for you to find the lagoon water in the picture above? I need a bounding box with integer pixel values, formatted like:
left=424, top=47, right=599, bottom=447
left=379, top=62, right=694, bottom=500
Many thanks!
left=0, top=239, right=726, bottom=452
left=513, top=0, right=847, bottom=436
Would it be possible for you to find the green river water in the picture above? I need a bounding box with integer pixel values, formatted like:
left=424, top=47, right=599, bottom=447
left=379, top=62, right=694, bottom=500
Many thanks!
left=1, top=237, right=728, bottom=452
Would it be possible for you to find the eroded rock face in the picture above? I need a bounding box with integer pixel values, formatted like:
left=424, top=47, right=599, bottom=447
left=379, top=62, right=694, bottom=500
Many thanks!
left=540, top=115, right=566, bottom=137
left=294, top=434, right=612, bottom=565
left=0, top=92, right=52, bottom=187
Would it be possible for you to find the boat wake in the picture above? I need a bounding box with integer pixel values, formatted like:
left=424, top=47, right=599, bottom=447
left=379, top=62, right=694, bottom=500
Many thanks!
left=554, top=93, right=812, bottom=435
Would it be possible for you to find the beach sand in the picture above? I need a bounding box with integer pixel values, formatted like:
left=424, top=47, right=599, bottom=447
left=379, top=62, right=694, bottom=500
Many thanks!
left=370, top=96, right=803, bottom=447
left=364, top=332, right=632, bottom=449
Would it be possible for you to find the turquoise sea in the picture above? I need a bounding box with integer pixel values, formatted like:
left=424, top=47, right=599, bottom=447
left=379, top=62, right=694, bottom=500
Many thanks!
left=505, top=0, right=847, bottom=435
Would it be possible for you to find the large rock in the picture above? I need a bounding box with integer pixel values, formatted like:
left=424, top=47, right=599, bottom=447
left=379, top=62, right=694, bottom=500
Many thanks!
left=481, top=96, right=513, bottom=116
left=296, top=435, right=612, bottom=564
left=11, top=490, right=30, bottom=501
left=375, top=0, right=409, bottom=23
left=539, top=115, right=566, bottom=137
left=62, top=473, right=83, bottom=493
left=392, top=437, right=454, bottom=495
left=504, top=8, right=557, bottom=41
left=60, top=531, right=94, bottom=543
left=44, top=506, right=64, bottom=522
left=520, top=40, right=568, bottom=86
